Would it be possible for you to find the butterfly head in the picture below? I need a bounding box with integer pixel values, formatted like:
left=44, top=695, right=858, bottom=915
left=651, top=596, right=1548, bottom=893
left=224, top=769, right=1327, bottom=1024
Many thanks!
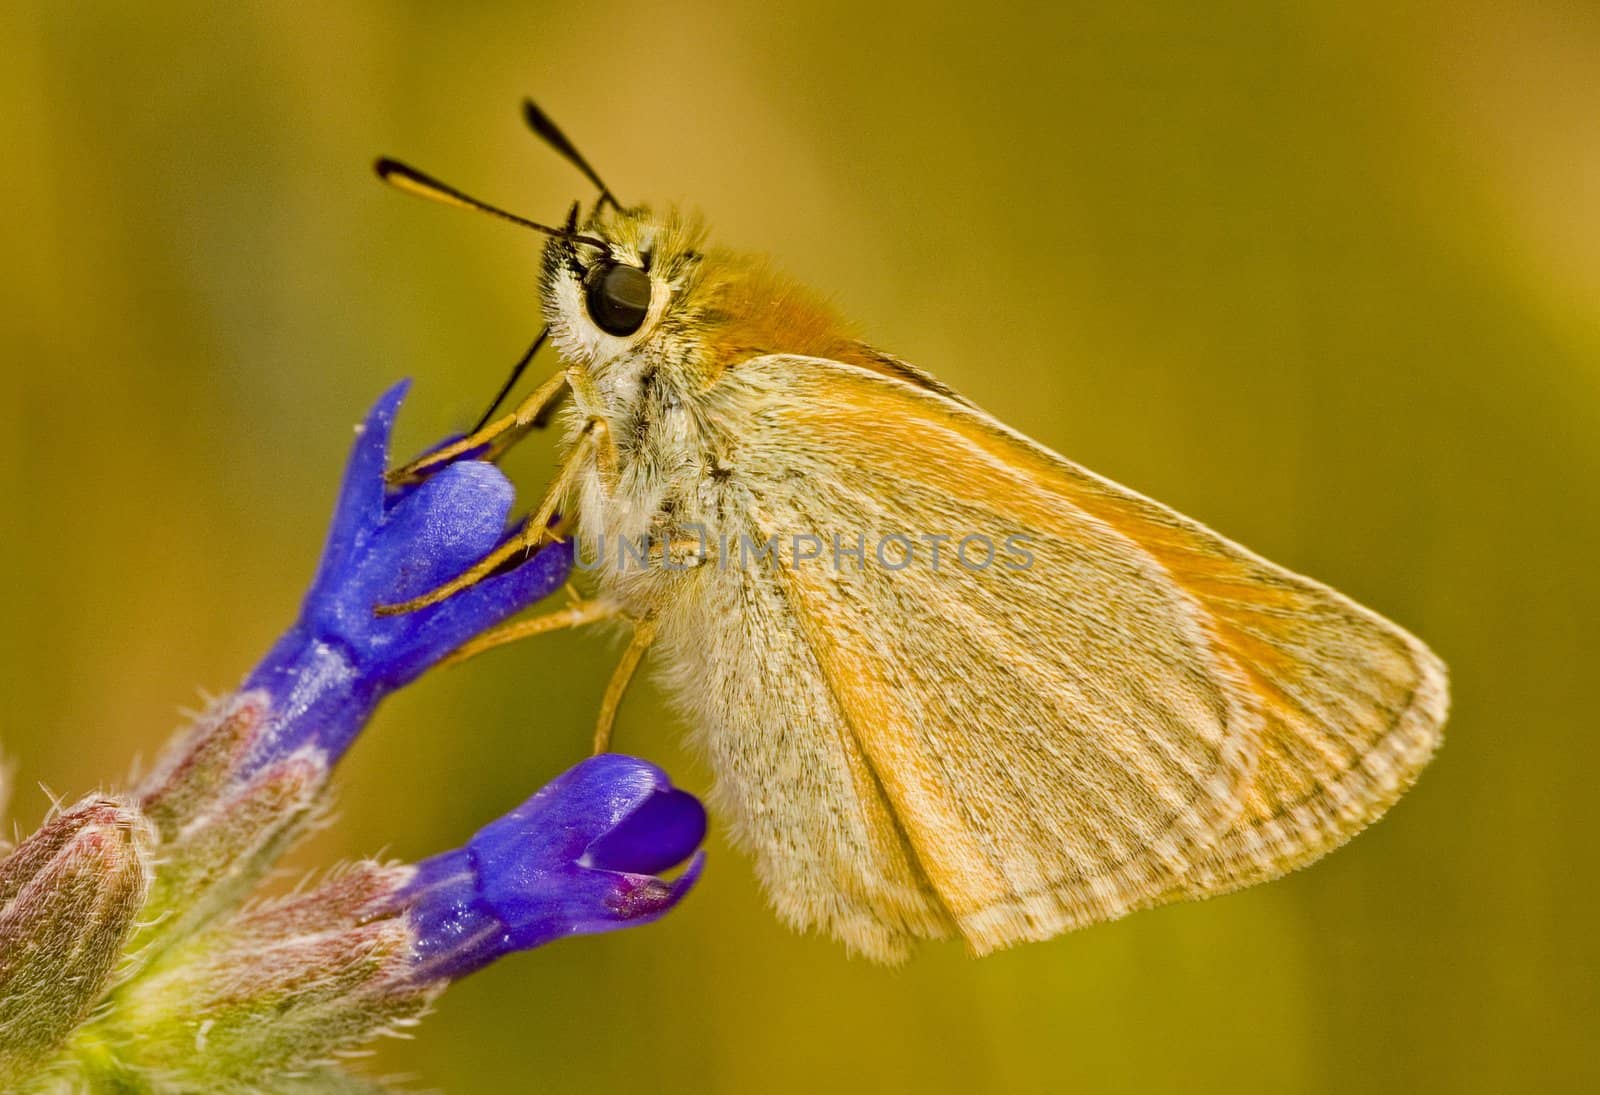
left=372, top=151, right=871, bottom=395
left=539, top=203, right=711, bottom=372
left=540, top=203, right=872, bottom=392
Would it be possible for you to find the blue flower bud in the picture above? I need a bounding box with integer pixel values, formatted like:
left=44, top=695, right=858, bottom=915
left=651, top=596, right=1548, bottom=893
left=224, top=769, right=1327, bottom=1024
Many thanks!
left=92, top=758, right=704, bottom=1084
left=240, top=381, right=573, bottom=771
left=129, top=385, right=575, bottom=962
left=396, top=754, right=707, bottom=981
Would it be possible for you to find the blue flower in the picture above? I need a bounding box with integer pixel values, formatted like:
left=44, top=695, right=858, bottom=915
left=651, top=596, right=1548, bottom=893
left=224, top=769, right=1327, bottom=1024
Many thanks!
left=4, top=383, right=709, bottom=1087
left=240, top=381, right=573, bottom=770
left=395, top=754, right=707, bottom=981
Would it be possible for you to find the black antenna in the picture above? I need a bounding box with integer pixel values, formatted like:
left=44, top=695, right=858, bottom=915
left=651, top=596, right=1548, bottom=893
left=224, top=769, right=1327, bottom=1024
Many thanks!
left=473, top=105, right=620, bottom=429
left=522, top=98, right=620, bottom=210
left=466, top=200, right=584, bottom=430
left=470, top=328, right=548, bottom=433
left=382, top=102, right=621, bottom=438
left=374, top=158, right=607, bottom=249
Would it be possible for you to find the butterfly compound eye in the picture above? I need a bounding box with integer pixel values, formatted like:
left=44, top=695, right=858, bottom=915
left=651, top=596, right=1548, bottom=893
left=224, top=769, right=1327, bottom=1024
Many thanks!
left=585, top=262, right=652, bottom=337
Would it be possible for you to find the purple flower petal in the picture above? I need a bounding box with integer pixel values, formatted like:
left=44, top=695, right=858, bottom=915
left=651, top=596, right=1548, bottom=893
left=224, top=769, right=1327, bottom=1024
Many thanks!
left=584, top=787, right=708, bottom=876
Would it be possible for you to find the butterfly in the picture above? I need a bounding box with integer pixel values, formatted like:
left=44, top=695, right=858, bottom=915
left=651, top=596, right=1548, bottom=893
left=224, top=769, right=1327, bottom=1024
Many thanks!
left=375, top=102, right=1447, bottom=962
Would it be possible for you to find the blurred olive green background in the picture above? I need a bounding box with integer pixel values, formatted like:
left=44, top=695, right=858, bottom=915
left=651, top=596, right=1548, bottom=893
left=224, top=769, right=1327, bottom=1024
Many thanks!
left=3, top=2, right=1597, bottom=1092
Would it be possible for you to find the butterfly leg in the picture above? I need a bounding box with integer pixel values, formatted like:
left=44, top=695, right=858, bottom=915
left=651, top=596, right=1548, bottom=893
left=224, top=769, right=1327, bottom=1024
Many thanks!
left=388, top=368, right=570, bottom=485
left=376, top=413, right=613, bottom=615
left=593, top=616, right=655, bottom=754
left=439, top=596, right=619, bottom=667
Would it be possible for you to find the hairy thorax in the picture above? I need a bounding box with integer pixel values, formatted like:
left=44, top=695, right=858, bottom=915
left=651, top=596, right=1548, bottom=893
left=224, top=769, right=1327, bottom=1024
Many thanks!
left=566, top=344, right=736, bottom=625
